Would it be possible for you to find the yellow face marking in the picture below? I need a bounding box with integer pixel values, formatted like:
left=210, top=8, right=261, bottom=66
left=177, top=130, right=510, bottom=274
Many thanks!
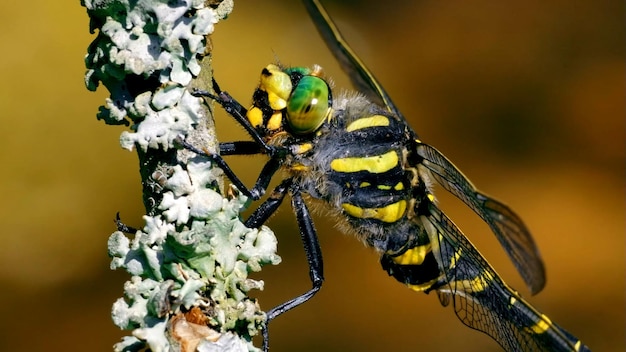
left=246, top=107, right=264, bottom=128
left=359, top=182, right=371, bottom=188
left=377, top=184, right=391, bottom=190
left=392, top=244, right=432, bottom=265
left=267, top=111, right=283, bottom=131
left=427, top=193, right=435, bottom=202
left=330, top=150, right=398, bottom=174
left=267, top=92, right=287, bottom=111
left=342, top=200, right=407, bottom=223
left=509, top=296, right=518, bottom=307
left=394, top=182, right=404, bottom=190
left=345, top=115, right=390, bottom=132
left=260, top=64, right=292, bottom=109
left=528, top=315, right=553, bottom=335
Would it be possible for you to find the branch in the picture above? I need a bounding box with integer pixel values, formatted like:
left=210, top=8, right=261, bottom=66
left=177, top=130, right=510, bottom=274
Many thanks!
left=81, top=1, right=281, bottom=351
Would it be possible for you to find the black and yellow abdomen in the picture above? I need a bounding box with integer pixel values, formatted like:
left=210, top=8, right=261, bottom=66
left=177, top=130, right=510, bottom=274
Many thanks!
left=188, top=1, right=591, bottom=349
left=299, top=104, right=412, bottom=232
left=289, top=98, right=444, bottom=290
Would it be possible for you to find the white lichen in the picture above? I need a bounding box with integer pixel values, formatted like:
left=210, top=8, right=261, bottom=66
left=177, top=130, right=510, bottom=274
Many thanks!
left=82, top=0, right=280, bottom=351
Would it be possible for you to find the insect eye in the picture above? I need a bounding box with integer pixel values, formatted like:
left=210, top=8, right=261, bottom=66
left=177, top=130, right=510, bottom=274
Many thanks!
left=286, top=75, right=330, bottom=134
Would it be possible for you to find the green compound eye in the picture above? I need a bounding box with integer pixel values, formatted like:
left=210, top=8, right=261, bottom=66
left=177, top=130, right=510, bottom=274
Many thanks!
left=286, top=75, right=330, bottom=134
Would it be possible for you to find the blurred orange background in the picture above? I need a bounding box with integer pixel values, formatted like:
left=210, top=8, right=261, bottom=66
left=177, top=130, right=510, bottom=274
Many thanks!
left=0, top=1, right=623, bottom=351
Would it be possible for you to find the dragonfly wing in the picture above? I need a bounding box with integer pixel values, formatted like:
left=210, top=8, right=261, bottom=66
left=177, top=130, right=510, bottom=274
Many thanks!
left=417, top=142, right=546, bottom=294
left=302, top=0, right=406, bottom=121
left=422, top=205, right=588, bottom=352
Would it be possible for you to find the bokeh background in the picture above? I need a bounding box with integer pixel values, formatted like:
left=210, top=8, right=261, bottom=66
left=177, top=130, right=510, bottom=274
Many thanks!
left=0, top=0, right=623, bottom=351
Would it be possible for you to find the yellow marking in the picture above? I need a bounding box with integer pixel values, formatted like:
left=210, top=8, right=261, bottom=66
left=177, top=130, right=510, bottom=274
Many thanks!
left=246, top=107, right=264, bottom=128
left=289, top=163, right=310, bottom=172
left=325, top=107, right=334, bottom=125
left=448, top=248, right=463, bottom=270
left=330, top=150, right=398, bottom=174
left=392, top=244, right=432, bottom=265
left=357, top=182, right=403, bottom=191
left=268, top=92, right=287, bottom=111
left=509, top=296, right=518, bottom=307
left=267, top=111, right=282, bottom=131
left=342, top=200, right=407, bottom=223
left=292, top=143, right=313, bottom=155
left=427, top=193, right=435, bottom=202
left=465, top=276, right=488, bottom=292
left=260, top=64, right=292, bottom=107
left=528, top=315, right=552, bottom=334
left=345, top=115, right=390, bottom=132
left=574, top=341, right=582, bottom=351
left=407, top=278, right=439, bottom=292
left=450, top=273, right=494, bottom=293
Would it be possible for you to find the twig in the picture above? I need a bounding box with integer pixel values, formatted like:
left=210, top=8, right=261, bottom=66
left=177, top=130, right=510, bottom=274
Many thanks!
left=82, top=1, right=281, bottom=351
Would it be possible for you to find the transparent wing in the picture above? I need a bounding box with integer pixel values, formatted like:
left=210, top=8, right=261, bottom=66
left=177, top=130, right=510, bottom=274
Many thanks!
left=422, top=205, right=588, bottom=352
left=418, top=142, right=546, bottom=294
left=302, top=0, right=406, bottom=122
left=303, top=0, right=545, bottom=294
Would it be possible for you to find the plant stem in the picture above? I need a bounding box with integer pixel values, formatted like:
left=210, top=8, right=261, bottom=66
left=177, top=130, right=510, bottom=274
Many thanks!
left=82, top=1, right=281, bottom=350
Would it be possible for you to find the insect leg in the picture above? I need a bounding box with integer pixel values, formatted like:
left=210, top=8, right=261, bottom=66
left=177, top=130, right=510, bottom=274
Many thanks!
left=262, top=187, right=324, bottom=351
left=114, top=212, right=139, bottom=234
left=245, top=178, right=292, bottom=228
left=219, top=141, right=263, bottom=156
left=178, top=137, right=273, bottom=200
left=192, top=79, right=274, bottom=154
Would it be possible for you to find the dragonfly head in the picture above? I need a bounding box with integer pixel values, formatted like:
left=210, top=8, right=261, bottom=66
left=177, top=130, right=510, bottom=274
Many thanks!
left=246, top=64, right=333, bottom=138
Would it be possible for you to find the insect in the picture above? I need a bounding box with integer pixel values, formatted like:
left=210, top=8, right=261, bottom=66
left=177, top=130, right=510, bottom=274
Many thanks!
left=184, top=0, right=590, bottom=351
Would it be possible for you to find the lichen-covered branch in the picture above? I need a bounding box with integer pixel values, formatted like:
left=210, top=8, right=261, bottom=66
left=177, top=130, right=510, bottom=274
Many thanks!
left=81, top=1, right=281, bottom=351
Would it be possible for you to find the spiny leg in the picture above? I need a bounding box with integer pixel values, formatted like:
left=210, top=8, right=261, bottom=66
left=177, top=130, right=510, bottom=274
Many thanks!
left=177, top=137, right=267, bottom=200
left=262, top=187, right=324, bottom=351
left=192, top=78, right=274, bottom=154
left=219, top=141, right=263, bottom=156
left=245, top=178, right=293, bottom=228
left=181, top=78, right=288, bottom=200
left=115, top=212, right=139, bottom=234
left=189, top=78, right=326, bottom=349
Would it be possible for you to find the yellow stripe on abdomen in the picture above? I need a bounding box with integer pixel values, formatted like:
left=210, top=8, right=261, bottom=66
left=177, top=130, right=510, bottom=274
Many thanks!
left=330, top=150, right=398, bottom=174
left=392, top=244, right=432, bottom=265
left=345, top=115, right=390, bottom=132
left=527, top=315, right=553, bottom=335
left=342, top=200, right=407, bottom=223
left=407, top=277, right=440, bottom=292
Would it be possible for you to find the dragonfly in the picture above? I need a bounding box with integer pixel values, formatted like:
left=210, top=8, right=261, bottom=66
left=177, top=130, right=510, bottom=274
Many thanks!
left=183, top=1, right=590, bottom=350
